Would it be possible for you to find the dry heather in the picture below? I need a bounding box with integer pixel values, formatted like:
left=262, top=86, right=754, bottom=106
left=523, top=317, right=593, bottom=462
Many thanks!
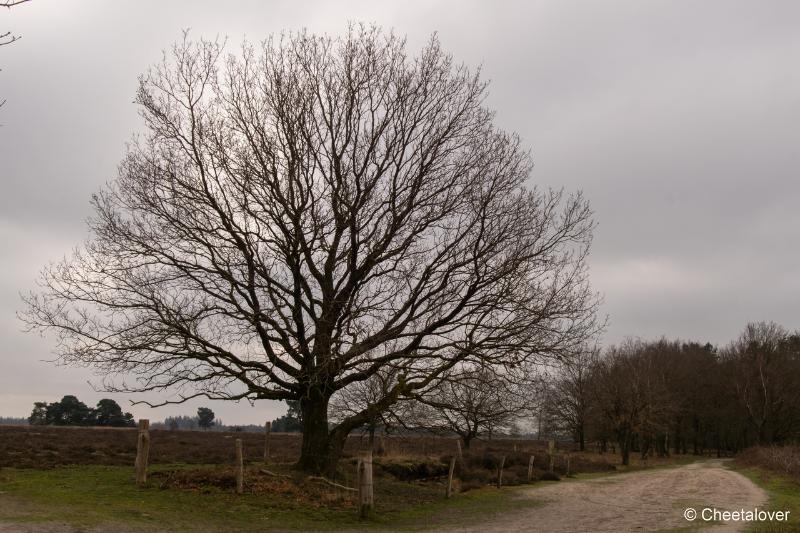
left=736, top=445, right=800, bottom=481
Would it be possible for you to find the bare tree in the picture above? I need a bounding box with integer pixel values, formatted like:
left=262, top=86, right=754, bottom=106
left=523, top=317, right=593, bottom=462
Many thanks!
left=590, top=340, right=674, bottom=465
left=1, top=0, right=30, bottom=52
left=547, top=346, right=598, bottom=451
left=1, top=0, right=31, bottom=108
left=22, top=27, right=599, bottom=474
left=397, top=366, right=532, bottom=449
left=722, top=322, right=800, bottom=445
left=329, top=366, right=399, bottom=449
left=1, top=0, right=30, bottom=46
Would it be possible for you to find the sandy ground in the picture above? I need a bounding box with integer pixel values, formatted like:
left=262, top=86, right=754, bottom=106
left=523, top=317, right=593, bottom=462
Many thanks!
left=439, top=460, right=769, bottom=533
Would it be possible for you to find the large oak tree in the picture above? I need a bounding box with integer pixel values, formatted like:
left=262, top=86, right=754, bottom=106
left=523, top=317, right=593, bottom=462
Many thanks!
left=23, top=27, right=599, bottom=474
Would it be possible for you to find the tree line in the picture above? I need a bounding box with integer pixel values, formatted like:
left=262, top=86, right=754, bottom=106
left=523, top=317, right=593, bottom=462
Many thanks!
left=331, top=321, right=800, bottom=467
left=28, top=395, right=136, bottom=427
left=542, top=321, right=800, bottom=464
left=155, top=402, right=302, bottom=433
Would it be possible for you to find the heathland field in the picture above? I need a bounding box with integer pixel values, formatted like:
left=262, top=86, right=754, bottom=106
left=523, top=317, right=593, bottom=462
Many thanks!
left=0, top=425, right=645, bottom=532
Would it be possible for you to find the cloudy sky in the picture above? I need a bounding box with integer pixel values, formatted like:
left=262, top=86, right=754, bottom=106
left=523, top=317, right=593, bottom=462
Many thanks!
left=1, top=0, right=798, bottom=423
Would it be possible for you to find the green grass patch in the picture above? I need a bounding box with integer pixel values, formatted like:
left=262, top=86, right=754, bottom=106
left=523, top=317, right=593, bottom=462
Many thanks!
left=727, top=464, right=800, bottom=533
left=0, top=464, right=542, bottom=532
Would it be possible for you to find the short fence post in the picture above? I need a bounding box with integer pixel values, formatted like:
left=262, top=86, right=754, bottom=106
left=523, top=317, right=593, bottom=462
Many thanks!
left=135, top=419, right=150, bottom=487
left=527, top=455, right=535, bottom=482
left=235, top=438, right=244, bottom=494
left=356, top=458, right=363, bottom=511
left=264, top=421, right=271, bottom=462
left=446, top=456, right=456, bottom=498
left=358, top=450, right=373, bottom=518
left=497, top=455, right=506, bottom=488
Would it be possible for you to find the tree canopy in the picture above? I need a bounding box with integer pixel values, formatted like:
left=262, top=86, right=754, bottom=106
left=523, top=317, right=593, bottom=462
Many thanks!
left=197, top=407, right=215, bottom=429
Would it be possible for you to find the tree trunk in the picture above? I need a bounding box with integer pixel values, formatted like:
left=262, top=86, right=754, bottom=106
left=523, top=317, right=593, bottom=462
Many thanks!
left=297, top=392, right=341, bottom=475
left=578, top=427, right=585, bottom=452
left=621, top=441, right=630, bottom=466
left=619, top=430, right=631, bottom=466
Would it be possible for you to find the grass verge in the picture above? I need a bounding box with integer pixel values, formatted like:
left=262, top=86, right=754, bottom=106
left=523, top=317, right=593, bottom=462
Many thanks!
left=0, top=464, right=540, bottom=532
left=727, top=463, right=800, bottom=533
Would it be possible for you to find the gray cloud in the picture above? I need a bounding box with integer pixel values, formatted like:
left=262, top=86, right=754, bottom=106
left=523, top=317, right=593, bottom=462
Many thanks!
left=1, top=0, right=798, bottom=421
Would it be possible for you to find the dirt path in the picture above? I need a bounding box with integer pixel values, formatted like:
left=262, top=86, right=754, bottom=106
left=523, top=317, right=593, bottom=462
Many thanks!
left=439, top=460, right=769, bottom=533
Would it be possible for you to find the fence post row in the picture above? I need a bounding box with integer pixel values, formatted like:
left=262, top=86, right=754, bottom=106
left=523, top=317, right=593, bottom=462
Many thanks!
left=135, top=419, right=150, bottom=487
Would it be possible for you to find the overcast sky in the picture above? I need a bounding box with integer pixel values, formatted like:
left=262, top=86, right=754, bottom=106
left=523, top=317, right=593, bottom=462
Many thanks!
left=1, top=0, right=798, bottom=423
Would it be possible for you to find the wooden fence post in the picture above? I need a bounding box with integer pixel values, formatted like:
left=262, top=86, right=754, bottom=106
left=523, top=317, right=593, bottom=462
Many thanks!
left=358, top=450, right=373, bottom=518
left=135, top=419, right=150, bottom=487
left=235, top=438, right=244, bottom=494
left=356, top=458, right=363, bottom=511
left=446, top=456, right=456, bottom=498
left=497, top=455, right=506, bottom=488
left=527, top=455, right=535, bottom=482
left=264, top=421, right=271, bottom=462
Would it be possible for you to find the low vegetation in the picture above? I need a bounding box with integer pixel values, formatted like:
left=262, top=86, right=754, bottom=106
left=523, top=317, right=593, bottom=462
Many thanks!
left=733, top=446, right=800, bottom=533
left=737, top=446, right=800, bottom=481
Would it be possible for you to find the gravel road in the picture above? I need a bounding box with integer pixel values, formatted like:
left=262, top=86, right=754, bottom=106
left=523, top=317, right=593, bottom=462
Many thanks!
left=439, top=460, right=770, bottom=532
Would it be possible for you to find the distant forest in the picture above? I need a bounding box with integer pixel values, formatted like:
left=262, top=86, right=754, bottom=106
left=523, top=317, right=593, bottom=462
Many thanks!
left=10, top=395, right=304, bottom=434
left=540, top=321, right=800, bottom=464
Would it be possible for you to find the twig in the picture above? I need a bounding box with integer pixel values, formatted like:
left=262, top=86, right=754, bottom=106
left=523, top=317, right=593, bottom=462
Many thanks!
left=259, top=468, right=292, bottom=479
left=306, top=476, right=357, bottom=492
